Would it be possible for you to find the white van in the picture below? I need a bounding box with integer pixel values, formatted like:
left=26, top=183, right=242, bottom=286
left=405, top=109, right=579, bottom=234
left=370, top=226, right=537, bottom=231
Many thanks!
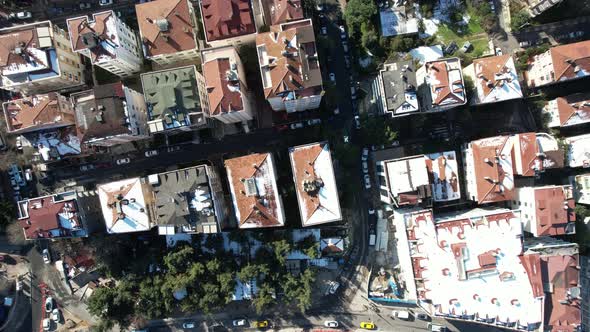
left=427, top=323, right=448, bottom=331
left=391, top=310, right=410, bottom=320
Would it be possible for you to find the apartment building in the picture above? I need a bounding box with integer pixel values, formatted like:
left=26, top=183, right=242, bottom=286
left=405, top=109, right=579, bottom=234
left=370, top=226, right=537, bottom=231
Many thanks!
left=136, top=0, right=200, bottom=66
left=463, top=54, right=523, bottom=104
left=511, top=185, right=576, bottom=237
left=97, top=177, right=153, bottom=234
left=573, top=173, right=590, bottom=205
left=526, top=40, right=590, bottom=88
left=527, top=0, right=564, bottom=17
left=17, top=191, right=87, bottom=240
left=67, top=11, right=142, bottom=77
left=377, top=61, right=419, bottom=116
left=543, top=93, right=590, bottom=128
left=0, top=21, right=85, bottom=94
left=289, top=142, right=342, bottom=227
left=258, top=0, right=304, bottom=26
left=200, top=0, right=256, bottom=48
left=225, top=152, right=285, bottom=229
left=417, top=58, right=466, bottom=112
left=71, top=82, right=149, bottom=152
left=201, top=46, right=253, bottom=124
left=256, top=19, right=323, bottom=112
left=462, top=133, right=563, bottom=204
left=565, top=133, right=590, bottom=168
left=3, top=92, right=75, bottom=134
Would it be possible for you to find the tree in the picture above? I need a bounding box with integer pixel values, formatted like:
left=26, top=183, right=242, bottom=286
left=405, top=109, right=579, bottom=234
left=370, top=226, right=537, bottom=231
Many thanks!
left=270, top=239, right=291, bottom=266
left=344, top=0, right=378, bottom=41
left=252, top=282, right=276, bottom=314
left=238, top=263, right=260, bottom=282
left=163, top=245, right=195, bottom=274
left=360, top=22, right=380, bottom=55
left=511, top=10, right=531, bottom=31
left=282, top=269, right=315, bottom=313
left=0, top=201, right=14, bottom=230
left=136, top=276, right=169, bottom=319
left=575, top=205, right=589, bottom=219
left=88, top=282, right=135, bottom=330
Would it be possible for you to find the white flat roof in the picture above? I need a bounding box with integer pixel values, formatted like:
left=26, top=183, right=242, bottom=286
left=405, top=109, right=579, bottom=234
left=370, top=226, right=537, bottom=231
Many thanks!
left=404, top=208, right=543, bottom=325
left=566, top=134, right=590, bottom=168
left=98, top=178, right=150, bottom=234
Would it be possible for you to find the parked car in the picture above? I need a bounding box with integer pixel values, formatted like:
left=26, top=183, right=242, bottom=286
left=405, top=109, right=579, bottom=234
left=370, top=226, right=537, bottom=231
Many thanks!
left=362, top=161, right=368, bottom=174
left=255, top=320, right=269, bottom=328
left=15, top=136, right=23, bottom=151
left=316, top=3, right=323, bottom=11
left=321, top=26, right=327, bottom=35
left=416, top=313, right=431, bottom=321
left=354, top=115, right=361, bottom=129
left=360, top=322, right=375, bottom=330
left=167, top=145, right=181, bottom=153
left=427, top=323, right=449, bottom=332
left=392, top=310, right=410, bottom=320
left=232, top=318, right=247, bottom=326
left=339, top=25, right=346, bottom=39
left=290, top=122, right=304, bottom=130
left=362, top=147, right=369, bottom=161
left=324, top=321, right=339, bottom=328
left=342, top=41, right=349, bottom=53
left=495, top=47, right=503, bottom=56
left=42, top=318, right=50, bottom=331
left=307, top=118, right=321, bottom=126
left=328, top=281, right=340, bottom=294
left=42, top=249, right=51, bottom=264
left=519, top=40, right=530, bottom=48
left=343, top=135, right=349, bottom=144
left=45, top=297, right=53, bottom=312
left=364, top=174, right=371, bottom=189
left=116, top=158, right=130, bottom=165
left=24, top=169, right=33, bottom=181
left=144, top=150, right=158, bottom=157
left=461, top=41, right=472, bottom=53
left=80, top=164, right=95, bottom=172
left=10, top=11, right=32, bottom=19
left=344, top=55, right=351, bottom=68
left=182, top=322, right=196, bottom=328
left=333, top=107, right=340, bottom=115
left=329, top=72, right=336, bottom=81
left=489, top=0, right=495, bottom=11
left=99, top=0, right=113, bottom=6
left=80, top=2, right=92, bottom=9
left=51, top=308, right=61, bottom=322
left=350, top=86, right=357, bottom=100
left=444, top=41, right=458, bottom=54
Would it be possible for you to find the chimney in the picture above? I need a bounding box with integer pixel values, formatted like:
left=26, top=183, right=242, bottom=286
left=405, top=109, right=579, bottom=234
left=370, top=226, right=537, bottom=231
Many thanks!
left=146, top=17, right=153, bottom=24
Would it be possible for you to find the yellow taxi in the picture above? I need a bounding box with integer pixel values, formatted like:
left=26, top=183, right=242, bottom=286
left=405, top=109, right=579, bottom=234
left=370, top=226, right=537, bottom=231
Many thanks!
left=360, top=321, right=376, bottom=330
left=255, top=320, right=269, bottom=328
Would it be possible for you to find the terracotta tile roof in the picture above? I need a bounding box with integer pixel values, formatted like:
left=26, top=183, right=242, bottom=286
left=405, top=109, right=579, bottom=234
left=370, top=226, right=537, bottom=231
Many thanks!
left=290, top=142, right=341, bottom=226
left=0, top=27, right=39, bottom=72
left=555, top=94, right=590, bottom=126
left=425, top=59, right=465, bottom=107
left=473, top=55, right=522, bottom=103
left=19, top=195, right=81, bottom=240
left=469, top=135, right=514, bottom=204
left=136, top=0, right=197, bottom=58
left=533, top=186, right=575, bottom=237
left=263, top=0, right=303, bottom=25
left=514, top=133, right=563, bottom=176
left=67, top=11, right=116, bottom=63
left=201, top=0, right=255, bottom=42
left=256, top=19, right=322, bottom=99
left=225, top=153, right=284, bottom=228
left=540, top=254, right=581, bottom=332
left=550, top=40, right=590, bottom=82
left=3, top=93, right=75, bottom=133
left=203, top=57, right=243, bottom=116
left=520, top=253, right=544, bottom=298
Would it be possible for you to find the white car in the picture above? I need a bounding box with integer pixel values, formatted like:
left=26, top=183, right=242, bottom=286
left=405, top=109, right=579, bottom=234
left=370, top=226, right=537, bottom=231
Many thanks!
left=11, top=11, right=32, bottom=20
left=362, top=161, right=368, bottom=174
left=343, top=135, right=349, bottom=144
left=495, top=47, right=503, bottom=56
left=116, top=158, right=130, bottom=165
left=328, top=281, right=340, bottom=294
left=364, top=174, right=371, bottom=189
left=99, top=0, right=113, bottom=6
left=45, top=297, right=53, bottom=313
left=324, top=321, right=339, bottom=328
left=361, top=147, right=369, bottom=161
left=316, top=3, right=323, bottom=11
left=182, top=322, right=196, bottom=328
left=43, top=318, right=50, bottom=331
left=329, top=73, right=336, bottom=81
left=354, top=115, right=361, bottom=129
left=307, top=118, right=321, bottom=126
left=51, top=308, right=61, bottom=322
left=290, top=122, right=304, bottom=130
left=334, top=108, right=340, bottom=115
left=368, top=208, right=375, bottom=215
left=144, top=150, right=158, bottom=157
left=42, top=249, right=51, bottom=264
left=232, top=319, right=247, bottom=327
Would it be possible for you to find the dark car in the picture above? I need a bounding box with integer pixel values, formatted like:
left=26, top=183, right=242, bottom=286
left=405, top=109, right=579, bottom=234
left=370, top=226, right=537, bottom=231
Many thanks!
left=416, top=313, right=431, bottom=321
left=444, top=41, right=458, bottom=55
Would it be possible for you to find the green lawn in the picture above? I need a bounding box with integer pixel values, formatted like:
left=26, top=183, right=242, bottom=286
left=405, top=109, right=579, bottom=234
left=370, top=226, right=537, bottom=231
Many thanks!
left=435, top=5, right=490, bottom=58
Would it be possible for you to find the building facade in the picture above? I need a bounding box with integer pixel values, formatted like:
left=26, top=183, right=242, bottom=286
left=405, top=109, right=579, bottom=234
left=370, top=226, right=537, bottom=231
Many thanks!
left=67, top=11, right=142, bottom=77
left=0, top=21, right=85, bottom=94
left=526, top=40, right=590, bottom=88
